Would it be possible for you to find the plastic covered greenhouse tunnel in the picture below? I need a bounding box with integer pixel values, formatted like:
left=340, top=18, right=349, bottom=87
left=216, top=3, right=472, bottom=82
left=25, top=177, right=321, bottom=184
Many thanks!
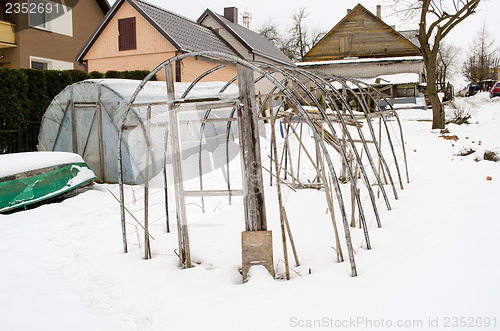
left=39, top=51, right=409, bottom=281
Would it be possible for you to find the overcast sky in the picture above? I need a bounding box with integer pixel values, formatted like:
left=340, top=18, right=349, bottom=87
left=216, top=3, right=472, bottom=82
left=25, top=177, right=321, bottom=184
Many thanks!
left=111, top=0, right=498, bottom=45
left=110, top=0, right=499, bottom=85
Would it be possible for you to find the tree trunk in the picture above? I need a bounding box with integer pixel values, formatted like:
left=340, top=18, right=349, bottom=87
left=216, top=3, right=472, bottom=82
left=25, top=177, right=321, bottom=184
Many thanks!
left=425, top=58, right=445, bottom=129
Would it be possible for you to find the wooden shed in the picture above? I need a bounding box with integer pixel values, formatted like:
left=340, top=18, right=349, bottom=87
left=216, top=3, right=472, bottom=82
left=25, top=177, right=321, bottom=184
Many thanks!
left=303, top=4, right=421, bottom=62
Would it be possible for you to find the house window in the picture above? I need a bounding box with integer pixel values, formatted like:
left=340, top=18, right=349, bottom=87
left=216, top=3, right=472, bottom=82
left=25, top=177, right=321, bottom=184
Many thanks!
left=30, top=56, right=73, bottom=70
left=118, top=17, right=136, bottom=51
left=28, top=0, right=73, bottom=37
left=29, top=0, right=47, bottom=29
left=31, top=60, right=48, bottom=70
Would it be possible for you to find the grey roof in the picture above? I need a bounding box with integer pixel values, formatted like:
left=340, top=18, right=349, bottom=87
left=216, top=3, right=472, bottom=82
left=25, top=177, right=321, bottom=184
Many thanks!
left=77, top=0, right=236, bottom=62
left=198, top=10, right=294, bottom=66
left=134, top=0, right=235, bottom=54
left=398, top=30, right=420, bottom=48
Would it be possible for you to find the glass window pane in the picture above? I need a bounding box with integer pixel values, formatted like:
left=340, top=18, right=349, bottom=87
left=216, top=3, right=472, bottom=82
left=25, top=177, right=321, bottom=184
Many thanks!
left=31, top=61, right=48, bottom=70
left=29, top=1, right=46, bottom=28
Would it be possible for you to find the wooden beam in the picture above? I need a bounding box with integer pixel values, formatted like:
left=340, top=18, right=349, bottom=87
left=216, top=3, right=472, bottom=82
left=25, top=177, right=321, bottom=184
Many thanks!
left=237, top=65, right=268, bottom=232
left=166, top=64, right=192, bottom=269
left=184, top=190, right=243, bottom=197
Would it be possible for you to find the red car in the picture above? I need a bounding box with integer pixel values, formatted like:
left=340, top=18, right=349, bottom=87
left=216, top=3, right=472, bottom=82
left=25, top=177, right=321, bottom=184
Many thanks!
left=490, top=82, right=500, bottom=99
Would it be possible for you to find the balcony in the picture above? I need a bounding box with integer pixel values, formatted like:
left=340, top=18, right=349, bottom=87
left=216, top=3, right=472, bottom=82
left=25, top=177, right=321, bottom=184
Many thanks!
left=0, top=20, right=16, bottom=49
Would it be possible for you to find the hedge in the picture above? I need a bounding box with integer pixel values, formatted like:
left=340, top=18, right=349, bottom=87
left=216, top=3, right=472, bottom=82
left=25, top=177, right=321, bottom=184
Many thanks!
left=0, top=68, right=154, bottom=128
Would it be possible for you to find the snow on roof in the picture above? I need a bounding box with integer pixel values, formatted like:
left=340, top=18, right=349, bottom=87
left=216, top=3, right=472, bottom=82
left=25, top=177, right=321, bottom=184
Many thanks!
left=362, top=73, right=421, bottom=85
left=296, top=56, right=423, bottom=67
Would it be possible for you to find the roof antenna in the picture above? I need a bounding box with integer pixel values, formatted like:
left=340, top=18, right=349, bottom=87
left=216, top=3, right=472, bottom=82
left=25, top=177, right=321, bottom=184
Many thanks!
left=241, top=11, right=252, bottom=28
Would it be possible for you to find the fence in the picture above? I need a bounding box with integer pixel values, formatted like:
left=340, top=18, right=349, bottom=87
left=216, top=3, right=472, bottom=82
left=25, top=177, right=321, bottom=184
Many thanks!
left=0, top=119, right=41, bottom=154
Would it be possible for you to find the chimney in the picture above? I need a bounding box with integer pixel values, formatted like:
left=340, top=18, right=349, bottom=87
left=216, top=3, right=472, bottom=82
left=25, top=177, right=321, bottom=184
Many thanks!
left=347, top=9, right=351, bottom=14
left=376, top=5, right=382, bottom=19
left=224, top=7, right=238, bottom=24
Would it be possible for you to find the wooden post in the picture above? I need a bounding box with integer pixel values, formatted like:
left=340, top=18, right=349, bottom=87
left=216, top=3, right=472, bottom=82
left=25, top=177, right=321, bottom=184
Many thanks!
left=237, top=65, right=273, bottom=281
left=296, top=123, right=303, bottom=183
left=316, top=139, right=344, bottom=262
left=270, top=117, right=290, bottom=280
left=70, top=86, right=78, bottom=154
left=97, top=95, right=106, bottom=182
left=237, top=65, right=267, bottom=232
left=144, top=105, right=152, bottom=260
left=350, top=151, right=361, bottom=227
left=166, top=64, right=192, bottom=268
left=340, top=87, right=348, bottom=181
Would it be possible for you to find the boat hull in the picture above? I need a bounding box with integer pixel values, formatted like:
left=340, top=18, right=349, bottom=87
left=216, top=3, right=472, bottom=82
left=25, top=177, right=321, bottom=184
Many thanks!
left=0, top=162, right=96, bottom=213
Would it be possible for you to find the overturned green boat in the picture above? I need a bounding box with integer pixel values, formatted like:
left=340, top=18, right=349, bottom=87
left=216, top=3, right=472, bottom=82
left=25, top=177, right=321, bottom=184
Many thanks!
left=0, top=152, right=96, bottom=213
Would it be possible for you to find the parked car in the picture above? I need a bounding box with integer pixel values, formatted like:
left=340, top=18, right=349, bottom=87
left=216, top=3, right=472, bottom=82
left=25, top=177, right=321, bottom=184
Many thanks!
left=465, top=82, right=480, bottom=97
left=479, top=79, right=496, bottom=92
left=489, top=81, right=500, bottom=99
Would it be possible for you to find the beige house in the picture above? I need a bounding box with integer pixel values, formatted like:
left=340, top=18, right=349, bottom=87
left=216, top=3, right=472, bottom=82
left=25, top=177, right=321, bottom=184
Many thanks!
left=77, top=0, right=293, bottom=82
left=77, top=0, right=235, bottom=82
left=0, top=0, right=109, bottom=70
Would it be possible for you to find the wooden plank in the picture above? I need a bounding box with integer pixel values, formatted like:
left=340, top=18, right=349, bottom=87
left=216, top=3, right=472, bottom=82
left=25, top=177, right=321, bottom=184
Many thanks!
left=184, top=190, right=243, bottom=197
left=174, top=100, right=237, bottom=112
left=74, top=102, right=99, bottom=107
left=241, top=231, right=274, bottom=281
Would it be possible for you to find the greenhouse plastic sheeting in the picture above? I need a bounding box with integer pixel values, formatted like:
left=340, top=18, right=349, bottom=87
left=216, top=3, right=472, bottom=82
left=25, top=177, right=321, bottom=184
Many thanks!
left=38, top=79, right=239, bottom=184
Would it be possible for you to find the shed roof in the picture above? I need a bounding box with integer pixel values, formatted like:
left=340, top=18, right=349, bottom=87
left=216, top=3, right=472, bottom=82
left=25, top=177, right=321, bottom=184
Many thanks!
left=198, top=9, right=294, bottom=66
left=297, top=55, right=424, bottom=67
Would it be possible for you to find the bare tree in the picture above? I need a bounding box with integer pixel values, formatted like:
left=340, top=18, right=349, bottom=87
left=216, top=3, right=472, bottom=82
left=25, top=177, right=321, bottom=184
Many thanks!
left=289, top=8, right=309, bottom=61
left=258, top=9, right=326, bottom=62
left=257, top=19, right=282, bottom=47
left=257, top=19, right=297, bottom=61
left=436, top=42, right=461, bottom=91
left=462, top=24, right=500, bottom=82
left=392, top=0, right=481, bottom=129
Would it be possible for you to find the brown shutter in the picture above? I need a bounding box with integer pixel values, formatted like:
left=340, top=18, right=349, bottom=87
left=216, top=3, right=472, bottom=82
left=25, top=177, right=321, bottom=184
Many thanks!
left=118, top=17, right=136, bottom=51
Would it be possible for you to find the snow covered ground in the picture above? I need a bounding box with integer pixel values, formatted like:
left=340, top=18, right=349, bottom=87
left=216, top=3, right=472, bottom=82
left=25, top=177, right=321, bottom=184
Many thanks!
left=1, top=92, right=499, bottom=331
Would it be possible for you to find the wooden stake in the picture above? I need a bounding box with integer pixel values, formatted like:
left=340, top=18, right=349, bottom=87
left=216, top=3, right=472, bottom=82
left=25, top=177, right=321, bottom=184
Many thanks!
left=107, top=189, right=155, bottom=241
left=282, top=206, right=300, bottom=267
left=296, top=123, right=303, bottom=183
left=144, top=105, right=152, bottom=260
left=97, top=85, right=106, bottom=182
left=316, top=139, right=344, bottom=262
left=166, top=64, right=192, bottom=268
left=270, top=116, right=290, bottom=280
